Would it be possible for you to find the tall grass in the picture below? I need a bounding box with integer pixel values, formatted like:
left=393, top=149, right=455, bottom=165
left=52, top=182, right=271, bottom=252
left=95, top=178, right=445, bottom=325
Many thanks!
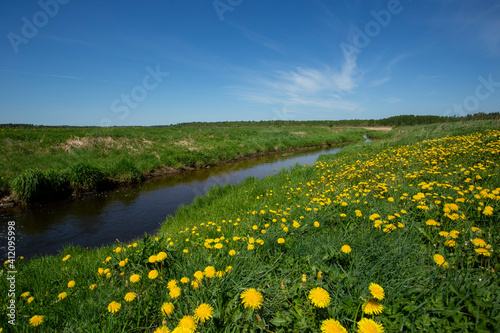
left=2, top=121, right=498, bottom=331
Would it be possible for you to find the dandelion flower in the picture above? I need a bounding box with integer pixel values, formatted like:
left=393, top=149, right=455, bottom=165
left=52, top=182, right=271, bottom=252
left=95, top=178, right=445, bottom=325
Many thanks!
left=191, top=281, right=199, bottom=290
left=228, top=250, right=236, bottom=256
left=204, top=266, right=216, bottom=278
left=194, top=303, right=214, bottom=323
left=167, top=280, right=178, bottom=289
left=363, top=300, right=384, bottom=315
left=433, top=254, right=445, bottom=266
left=321, top=318, right=347, bottom=333
left=472, top=238, right=487, bottom=247
left=240, top=288, right=264, bottom=310
left=67, top=280, right=75, bottom=288
left=58, top=292, right=67, bottom=300
left=247, top=244, right=254, bottom=250
left=169, top=286, right=181, bottom=299
left=341, top=245, right=351, bottom=254
left=308, top=287, right=331, bottom=308
left=156, top=251, right=167, bottom=261
left=475, top=248, right=491, bottom=257
left=29, top=315, right=44, bottom=327
left=148, top=270, right=159, bottom=280
left=130, top=274, right=141, bottom=283
left=161, top=302, right=175, bottom=316
left=358, top=318, right=384, bottom=333
left=27, top=296, right=34, bottom=303
left=62, top=254, right=71, bottom=261
left=177, top=315, right=197, bottom=331
left=98, top=268, right=104, bottom=275
left=107, top=301, right=121, bottom=313
left=89, top=284, right=97, bottom=290
left=314, top=221, right=320, bottom=227
left=278, top=238, right=285, bottom=244
left=124, top=292, right=136, bottom=302
left=194, top=271, right=204, bottom=282
left=148, top=255, right=157, bottom=263
left=302, top=274, right=307, bottom=283
left=445, top=240, right=456, bottom=247
left=21, top=292, right=30, bottom=298
left=180, top=277, right=189, bottom=284
left=154, top=326, right=171, bottom=333
left=369, top=283, right=385, bottom=300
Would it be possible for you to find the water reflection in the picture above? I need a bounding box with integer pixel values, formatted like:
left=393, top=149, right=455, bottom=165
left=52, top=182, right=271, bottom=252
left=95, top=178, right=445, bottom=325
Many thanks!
left=0, top=145, right=345, bottom=258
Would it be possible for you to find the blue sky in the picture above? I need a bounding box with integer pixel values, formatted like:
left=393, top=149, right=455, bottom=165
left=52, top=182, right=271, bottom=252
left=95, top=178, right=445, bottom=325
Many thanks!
left=1, top=0, right=499, bottom=126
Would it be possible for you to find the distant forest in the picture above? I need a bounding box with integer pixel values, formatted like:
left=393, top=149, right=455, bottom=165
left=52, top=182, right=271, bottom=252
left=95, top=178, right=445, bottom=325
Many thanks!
left=2, top=111, right=499, bottom=129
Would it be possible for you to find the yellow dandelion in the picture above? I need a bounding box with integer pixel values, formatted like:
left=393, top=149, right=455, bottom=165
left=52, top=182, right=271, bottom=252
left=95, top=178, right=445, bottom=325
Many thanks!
left=67, top=280, right=75, bottom=288
left=363, top=300, right=384, bottom=315
left=148, top=270, right=159, bottom=280
left=124, top=292, right=136, bottom=302
left=191, top=280, right=199, bottom=290
left=433, top=254, right=445, bottom=266
left=167, top=280, right=178, bottom=289
left=228, top=249, right=236, bottom=256
left=445, top=240, right=456, bottom=247
left=302, top=274, right=307, bottom=283
left=107, top=301, right=121, bottom=313
left=149, top=255, right=157, bottom=263
left=178, top=315, right=197, bottom=331
left=62, top=254, right=71, bottom=261
left=475, top=248, right=491, bottom=257
left=278, top=238, right=285, bottom=244
left=156, top=251, right=167, bottom=261
left=180, top=277, right=189, bottom=284
left=161, top=302, right=175, bottom=316
left=247, top=244, right=254, bottom=250
left=321, top=318, right=347, bottom=333
left=341, top=245, right=351, bottom=254
left=58, top=292, right=67, bottom=300
left=27, top=296, right=35, bottom=303
left=449, top=230, right=460, bottom=239
left=369, top=283, right=385, bottom=300
left=89, top=284, right=97, bottom=290
left=471, top=238, right=487, bottom=247
left=314, top=221, right=320, bottom=227
left=194, top=303, right=214, bottom=323
left=169, top=286, right=181, bottom=299
left=308, top=287, right=331, bottom=308
left=21, top=292, right=30, bottom=298
left=240, top=288, right=264, bottom=310
left=194, top=270, right=204, bottom=282
left=130, top=274, right=141, bottom=283
left=29, top=315, right=44, bottom=327
left=357, top=318, right=384, bottom=333
left=154, top=326, right=171, bottom=333
left=204, top=266, right=216, bottom=278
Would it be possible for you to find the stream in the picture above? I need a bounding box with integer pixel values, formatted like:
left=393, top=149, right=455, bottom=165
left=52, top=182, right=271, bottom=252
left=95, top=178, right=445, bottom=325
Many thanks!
left=0, top=140, right=371, bottom=259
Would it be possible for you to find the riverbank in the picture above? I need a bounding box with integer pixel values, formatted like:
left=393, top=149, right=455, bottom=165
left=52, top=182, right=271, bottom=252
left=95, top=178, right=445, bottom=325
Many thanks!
left=1, top=119, right=498, bottom=332
left=0, top=124, right=387, bottom=206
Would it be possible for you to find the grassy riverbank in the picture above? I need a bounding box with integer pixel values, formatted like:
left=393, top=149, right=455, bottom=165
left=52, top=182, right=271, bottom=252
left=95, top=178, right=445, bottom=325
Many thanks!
left=0, top=123, right=379, bottom=204
left=1, top=119, right=499, bottom=332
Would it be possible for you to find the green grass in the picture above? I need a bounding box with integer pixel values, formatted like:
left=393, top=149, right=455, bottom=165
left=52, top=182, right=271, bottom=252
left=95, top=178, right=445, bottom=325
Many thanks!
left=0, top=123, right=373, bottom=203
left=1, top=119, right=499, bottom=332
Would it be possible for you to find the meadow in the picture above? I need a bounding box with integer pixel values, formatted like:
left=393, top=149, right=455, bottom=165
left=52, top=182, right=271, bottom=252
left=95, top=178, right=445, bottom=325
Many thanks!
left=0, top=124, right=375, bottom=204
left=1, top=119, right=499, bottom=332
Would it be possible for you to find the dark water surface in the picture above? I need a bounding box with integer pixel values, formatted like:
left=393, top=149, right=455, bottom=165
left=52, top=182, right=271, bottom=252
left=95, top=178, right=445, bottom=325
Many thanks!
left=0, top=145, right=348, bottom=259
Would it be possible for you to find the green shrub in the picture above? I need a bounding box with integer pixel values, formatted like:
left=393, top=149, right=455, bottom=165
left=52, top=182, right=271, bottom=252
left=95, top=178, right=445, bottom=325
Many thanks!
left=68, top=162, right=106, bottom=192
left=10, top=168, right=70, bottom=203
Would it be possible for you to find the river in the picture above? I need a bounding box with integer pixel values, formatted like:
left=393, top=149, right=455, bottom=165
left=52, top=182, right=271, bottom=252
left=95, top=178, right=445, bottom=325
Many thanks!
left=0, top=141, right=370, bottom=259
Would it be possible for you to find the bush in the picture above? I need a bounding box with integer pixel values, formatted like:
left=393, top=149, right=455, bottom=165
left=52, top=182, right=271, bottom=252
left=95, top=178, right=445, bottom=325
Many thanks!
left=11, top=168, right=70, bottom=203
left=68, top=162, right=106, bottom=192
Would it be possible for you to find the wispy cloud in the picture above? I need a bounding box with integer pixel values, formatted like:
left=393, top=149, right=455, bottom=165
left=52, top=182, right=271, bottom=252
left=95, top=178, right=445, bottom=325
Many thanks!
left=229, top=22, right=287, bottom=55
left=229, top=53, right=359, bottom=111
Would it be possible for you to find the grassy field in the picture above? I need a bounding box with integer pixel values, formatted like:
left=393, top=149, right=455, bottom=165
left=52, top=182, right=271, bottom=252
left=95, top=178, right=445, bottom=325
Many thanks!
left=0, top=124, right=377, bottom=204
left=1, top=119, right=499, bottom=332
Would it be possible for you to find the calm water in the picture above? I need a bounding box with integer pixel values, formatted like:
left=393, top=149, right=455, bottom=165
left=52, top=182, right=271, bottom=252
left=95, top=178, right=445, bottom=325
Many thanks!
left=0, top=145, right=348, bottom=259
